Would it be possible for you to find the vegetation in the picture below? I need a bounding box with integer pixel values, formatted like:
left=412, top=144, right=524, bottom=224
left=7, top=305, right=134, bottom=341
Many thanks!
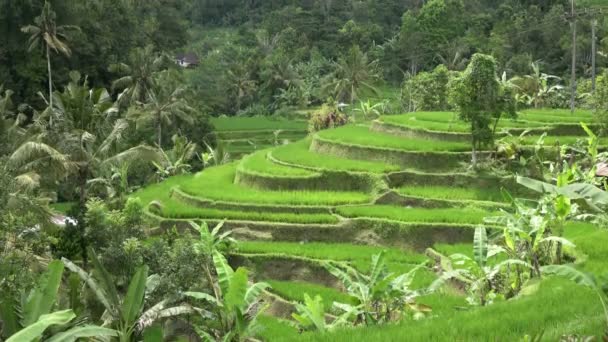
left=317, top=125, right=471, bottom=152
left=3, top=0, right=608, bottom=341
left=337, top=205, right=496, bottom=225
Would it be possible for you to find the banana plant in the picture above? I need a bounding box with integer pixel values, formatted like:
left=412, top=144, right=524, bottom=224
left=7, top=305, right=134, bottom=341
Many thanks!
left=430, top=227, right=532, bottom=306
left=291, top=293, right=351, bottom=332
left=62, top=249, right=195, bottom=341
left=152, top=134, right=197, bottom=181
left=185, top=251, right=270, bottom=341
left=324, top=251, right=430, bottom=326
left=200, top=141, right=230, bottom=168
left=7, top=309, right=117, bottom=342
left=1, top=260, right=117, bottom=341
left=355, top=100, right=382, bottom=119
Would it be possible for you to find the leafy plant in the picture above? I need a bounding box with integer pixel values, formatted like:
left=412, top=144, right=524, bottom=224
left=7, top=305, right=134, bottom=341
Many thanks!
left=152, top=134, right=197, bottom=181
left=1, top=260, right=117, bottom=341
left=429, top=227, right=531, bottom=305
left=62, top=249, right=194, bottom=341
left=186, top=251, right=270, bottom=341
left=291, top=293, right=351, bottom=333
left=324, top=251, right=430, bottom=326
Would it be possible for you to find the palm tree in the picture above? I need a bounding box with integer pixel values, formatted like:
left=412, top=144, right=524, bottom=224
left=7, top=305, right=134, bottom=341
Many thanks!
left=323, top=45, right=381, bottom=105
left=226, top=66, right=257, bottom=112
left=49, top=73, right=156, bottom=206
left=128, top=72, right=195, bottom=147
left=110, top=45, right=169, bottom=106
left=21, top=0, right=79, bottom=112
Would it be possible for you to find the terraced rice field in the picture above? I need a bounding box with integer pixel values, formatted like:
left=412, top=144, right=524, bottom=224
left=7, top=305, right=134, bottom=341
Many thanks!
left=133, top=110, right=607, bottom=341
left=211, top=116, right=308, bottom=157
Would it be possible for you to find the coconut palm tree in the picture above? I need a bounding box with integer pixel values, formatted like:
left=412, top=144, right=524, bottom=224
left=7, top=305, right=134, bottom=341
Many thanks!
left=48, top=73, right=157, bottom=206
left=110, top=45, right=169, bottom=106
left=128, top=72, right=195, bottom=147
left=226, top=66, right=257, bottom=113
left=323, top=45, right=381, bottom=105
left=21, top=0, right=79, bottom=112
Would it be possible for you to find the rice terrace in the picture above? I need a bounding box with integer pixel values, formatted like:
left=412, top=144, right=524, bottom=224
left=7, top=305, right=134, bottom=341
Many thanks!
left=2, top=1, right=608, bottom=341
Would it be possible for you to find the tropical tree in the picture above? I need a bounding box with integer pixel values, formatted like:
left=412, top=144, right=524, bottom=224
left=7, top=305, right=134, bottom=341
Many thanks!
left=62, top=250, right=195, bottom=341
left=110, top=45, right=169, bottom=106
left=21, top=0, right=79, bottom=112
left=185, top=251, right=269, bottom=341
left=323, top=45, right=381, bottom=105
left=429, top=227, right=531, bottom=305
left=128, top=72, right=195, bottom=147
left=449, top=53, right=517, bottom=166
left=1, top=260, right=116, bottom=341
left=226, top=66, right=257, bottom=113
left=324, top=252, right=430, bottom=326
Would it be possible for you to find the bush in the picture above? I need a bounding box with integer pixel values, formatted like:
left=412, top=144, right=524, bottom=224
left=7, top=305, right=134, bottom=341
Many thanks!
left=308, top=100, right=349, bottom=133
left=402, top=65, right=453, bottom=111
left=591, top=70, right=608, bottom=133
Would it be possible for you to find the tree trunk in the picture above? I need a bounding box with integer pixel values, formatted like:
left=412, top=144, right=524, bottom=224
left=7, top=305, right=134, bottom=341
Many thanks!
left=471, top=123, right=477, bottom=167
left=47, top=44, right=53, bottom=125
left=157, top=119, right=162, bottom=147
left=79, top=168, right=87, bottom=208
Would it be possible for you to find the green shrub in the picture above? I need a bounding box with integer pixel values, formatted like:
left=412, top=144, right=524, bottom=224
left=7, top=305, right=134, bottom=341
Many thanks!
left=308, top=100, right=349, bottom=133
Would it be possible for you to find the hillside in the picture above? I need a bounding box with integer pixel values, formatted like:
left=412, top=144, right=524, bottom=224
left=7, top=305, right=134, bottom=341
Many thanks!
left=133, top=109, right=608, bottom=340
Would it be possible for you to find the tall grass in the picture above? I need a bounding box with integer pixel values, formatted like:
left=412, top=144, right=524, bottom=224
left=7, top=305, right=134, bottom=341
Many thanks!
left=317, top=125, right=472, bottom=152
left=337, top=205, right=496, bottom=225
left=271, top=139, right=400, bottom=173
left=287, top=277, right=603, bottom=342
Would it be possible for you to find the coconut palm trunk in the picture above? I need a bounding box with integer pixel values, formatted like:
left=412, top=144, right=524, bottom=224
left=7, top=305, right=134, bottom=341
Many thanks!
left=47, top=44, right=53, bottom=111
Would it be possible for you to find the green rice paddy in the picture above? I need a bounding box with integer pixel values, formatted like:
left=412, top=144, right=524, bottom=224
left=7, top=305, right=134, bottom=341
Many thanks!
left=271, top=139, right=400, bottom=173
left=336, top=205, right=496, bottom=225
left=317, top=125, right=472, bottom=152
left=181, top=163, right=371, bottom=205
left=238, top=149, right=318, bottom=177
left=211, top=116, right=308, bottom=131
left=397, top=185, right=507, bottom=202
